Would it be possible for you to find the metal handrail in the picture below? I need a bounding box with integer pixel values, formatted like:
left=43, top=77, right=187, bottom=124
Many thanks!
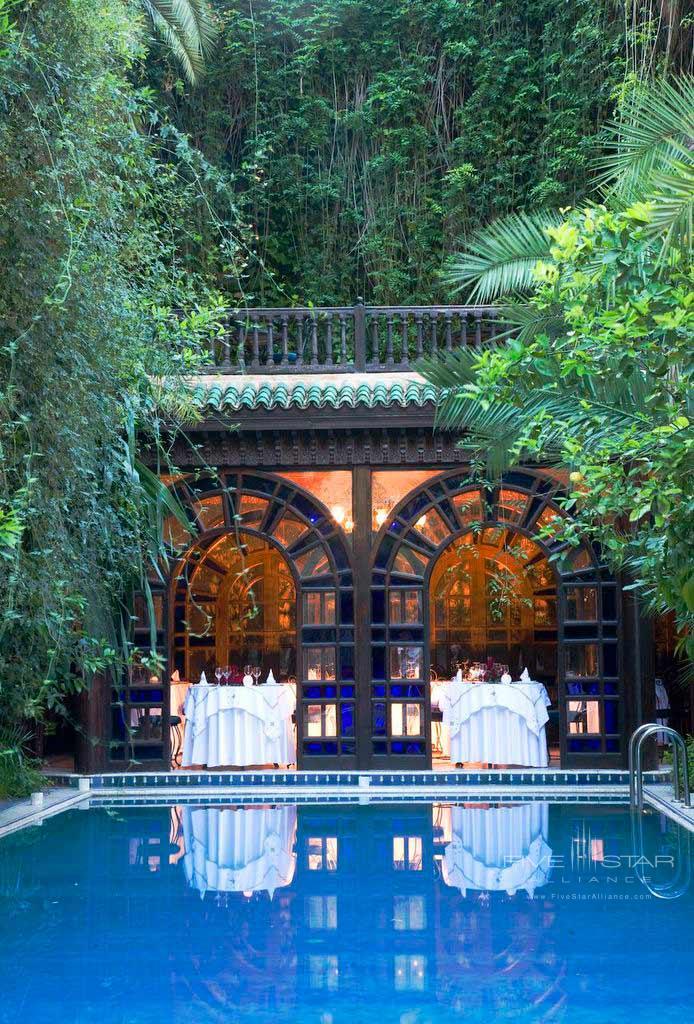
left=628, top=723, right=690, bottom=811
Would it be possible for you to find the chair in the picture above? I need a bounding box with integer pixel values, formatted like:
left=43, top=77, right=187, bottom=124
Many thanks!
left=170, top=715, right=183, bottom=768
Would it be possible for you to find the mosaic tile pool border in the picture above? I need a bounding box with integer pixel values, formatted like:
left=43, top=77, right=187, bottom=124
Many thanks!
left=46, top=768, right=667, bottom=790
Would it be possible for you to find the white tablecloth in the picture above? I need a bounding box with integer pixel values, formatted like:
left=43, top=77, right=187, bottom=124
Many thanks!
left=183, top=684, right=296, bottom=767
left=437, top=681, right=551, bottom=767
left=183, top=805, right=296, bottom=897
left=442, top=802, right=552, bottom=897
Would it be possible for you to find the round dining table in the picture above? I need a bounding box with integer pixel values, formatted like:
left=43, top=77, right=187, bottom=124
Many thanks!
left=434, top=679, right=551, bottom=767
left=182, top=683, right=296, bottom=768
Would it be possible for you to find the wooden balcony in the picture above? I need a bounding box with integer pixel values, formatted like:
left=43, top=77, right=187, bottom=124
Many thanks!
left=203, top=303, right=499, bottom=373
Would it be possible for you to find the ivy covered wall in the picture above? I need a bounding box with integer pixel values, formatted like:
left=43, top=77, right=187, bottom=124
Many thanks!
left=154, top=0, right=627, bottom=303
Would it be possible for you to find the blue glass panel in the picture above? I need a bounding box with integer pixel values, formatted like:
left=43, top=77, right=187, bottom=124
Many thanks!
left=566, top=682, right=600, bottom=696
left=173, top=652, right=185, bottom=673
left=372, top=684, right=386, bottom=697
left=341, top=740, right=356, bottom=755
left=372, top=628, right=386, bottom=642
left=375, top=536, right=395, bottom=570
left=391, top=741, right=405, bottom=753
left=328, top=539, right=349, bottom=571
left=340, top=592, right=354, bottom=624
left=372, top=647, right=385, bottom=680
left=304, top=742, right=323, bottom=755
left=321, top=742, right=339, bottom=755
left=340, top=685, right=355, bottom=698
left=305, top=686, right=321, bottom=699
left=604, top=701, right=619, bottom=733
left=406, top=742, right=425, bottom=755
left=568, top=737, right=602, bottom=753
left=603, top=681, right=618, bottom=695
left=340, top=647, right=355, bottom=681
left=242, top=475, right=276, bottom=496
left=111, top=707, right=127, bottom=741
left=602, top=586, right=617, bottom=620
left=325, top=685, right=337, bottom=698
left=604, top=644, right=618, bottom=676
left=373, top=741, right=387, bottom=755
left=406, top=685, right=424, bottom=698
left=128, top=689, right=163, bottom=704
left=340, top=704, right=354, bottom=736
left=174, top=605, right=186, bottom=626
left=391, top=684, right=407, bottom=697
left=132, top=745, right=164, bottom=761
left=372, top=591, right=385, bottom=623
left=443, top=474, right=471, bottom=493
left=605, top=738, right=620, bottom=753
left=339, top=628, right=353, bottom=642
left=291, top=493, right=317, bottom=519
left=502, top=470, right=535, bottom=490
left=400, top=492, right=430, bottom=522
left=373, top=703, right=387, bottom=735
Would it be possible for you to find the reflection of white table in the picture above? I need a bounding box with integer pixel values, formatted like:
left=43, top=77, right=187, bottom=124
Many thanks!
left=183, top=684, right=296, bottom=767
left=183, top=805, right=296, bottom=896
left=442, top=802, right=552, bottom=897
left=437, top=681, right=550, bottom=766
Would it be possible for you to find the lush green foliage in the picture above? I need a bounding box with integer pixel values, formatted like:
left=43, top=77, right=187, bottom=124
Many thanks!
left=152, top=0, right=630, bottom=303
left=0, top=0, right=243, bottom=788
left=422, top=78, right=693, bottom=656
left=143, top=0, right=216, bottom=83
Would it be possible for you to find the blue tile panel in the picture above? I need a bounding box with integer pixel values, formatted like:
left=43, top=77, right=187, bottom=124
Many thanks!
left=85, top=769, right=664, bottom=789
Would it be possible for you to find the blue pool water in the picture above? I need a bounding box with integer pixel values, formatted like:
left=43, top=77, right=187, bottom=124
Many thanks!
left=0, top=798, right=692, bottom=1023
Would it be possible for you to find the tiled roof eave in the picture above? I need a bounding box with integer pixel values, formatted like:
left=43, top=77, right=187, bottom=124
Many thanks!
left=188, top=372, right=438, bottom=413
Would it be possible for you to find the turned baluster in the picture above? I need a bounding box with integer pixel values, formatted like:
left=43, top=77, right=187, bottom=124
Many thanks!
left=415, top=312, right=424, bottom=360
left=370, top=315, right=380, bottom=367
left=385, top=312, right=394, bottom=366
left=325, top=312, right=334, bottom=367
left=265, top=319, right=274, bottom=366
left=310, top=313, right=319, bottom=367
left=280, top=314, right=289, bottom=367
left=250, top=314, right=261, bottom=369
left=339, top=312, right=348, bottom=366
left=445, top=310, right=453, bottom=353
left=401, top=313, right=410, bottom=368
left=474, top=310, right=482, bottom=346
left=430, top=313, right=438, bottom=357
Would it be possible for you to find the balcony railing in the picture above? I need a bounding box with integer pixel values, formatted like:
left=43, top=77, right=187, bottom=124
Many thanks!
left=203, top=303, right=500, bottom=373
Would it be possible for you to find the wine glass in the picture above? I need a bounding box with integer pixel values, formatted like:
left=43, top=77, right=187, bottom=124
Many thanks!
left=252, top=665, right=262, bottom=685
left=214, top=666, right=222, bottom=686
left=244, top=664, right=252, bottom=681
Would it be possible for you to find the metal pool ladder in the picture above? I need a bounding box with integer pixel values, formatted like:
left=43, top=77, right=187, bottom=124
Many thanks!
left=629, top=723, right=691, bottom=811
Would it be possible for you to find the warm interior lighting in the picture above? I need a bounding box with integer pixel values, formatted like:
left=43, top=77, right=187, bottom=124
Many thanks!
left=374, top=507, right=388, bottom=528
left=416, top=514, right=427, bottom=528
left=331, top=504, right=345, bottom=524
left=344, top=517, right=354, bottom=533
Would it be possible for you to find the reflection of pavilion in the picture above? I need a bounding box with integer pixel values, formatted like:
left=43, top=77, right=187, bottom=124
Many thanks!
left=439, top=802, right=552, bottom=897
left=182, top=805, right=296, bottom=898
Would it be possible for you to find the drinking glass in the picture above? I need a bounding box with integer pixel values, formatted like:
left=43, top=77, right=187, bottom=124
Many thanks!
left=251, top=665, right=262, bottom=685
left=214, top=667, right=222, bottom=686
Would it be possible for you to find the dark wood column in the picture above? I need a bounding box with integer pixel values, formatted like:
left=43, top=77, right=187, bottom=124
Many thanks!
left=75, top=671, right=109, bottom=773
left=353, top=466, right=372, bottom=769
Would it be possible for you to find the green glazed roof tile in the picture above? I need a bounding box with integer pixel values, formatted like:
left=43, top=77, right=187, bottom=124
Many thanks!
left=189, top=373, right=437, bottom=412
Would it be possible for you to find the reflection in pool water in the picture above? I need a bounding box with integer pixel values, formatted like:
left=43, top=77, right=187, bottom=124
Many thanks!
left=0, top=800, right=692, bottom=1023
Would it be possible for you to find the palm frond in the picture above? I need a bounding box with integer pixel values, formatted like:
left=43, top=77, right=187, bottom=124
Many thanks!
left=142, top=0, right=216, bottom=84
left=443, top=210, right=563, bottom=303
left=647, top=161, right=694, bottom=253
left=497, top=301, right=566, bottom=344
left=595, top=75, right=694, bottom=198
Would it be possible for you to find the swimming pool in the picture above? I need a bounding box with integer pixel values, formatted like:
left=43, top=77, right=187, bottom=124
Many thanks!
left=0, top=798, right=692, bottom=1023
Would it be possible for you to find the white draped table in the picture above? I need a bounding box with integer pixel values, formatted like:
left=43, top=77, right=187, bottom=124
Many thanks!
left=436, top=680, right=551, bottom=767
left=183, top=684, right=296, bottom=767
left=442, top=802, right=552, bottom=897
left=183, top=805, right=296, bottom=897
